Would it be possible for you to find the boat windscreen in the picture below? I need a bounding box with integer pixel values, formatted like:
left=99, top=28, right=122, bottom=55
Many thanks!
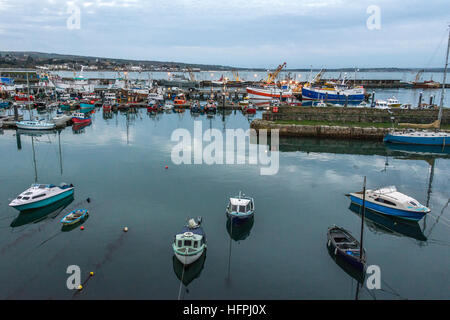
left=184, top=240, right=192, bottom=247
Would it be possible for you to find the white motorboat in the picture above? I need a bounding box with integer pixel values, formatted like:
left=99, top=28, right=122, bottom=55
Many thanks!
left=387, top=97, right=401, bottom=108
left=163, top=102, right=174, bottom=110
left=16, top=120, right=56, bottom=130
left=9, top=183, right=74, bottom=211
left=374, top=100, right=390, bottom=109
left=52, top=114, right=72, bottom=126
left=348, top=186, right=430, bottom=221
left=172, top=217, right=206, bottom=265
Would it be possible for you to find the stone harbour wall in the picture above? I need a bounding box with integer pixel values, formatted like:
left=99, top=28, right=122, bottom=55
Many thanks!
left=262, top=106, right=450, bottom=125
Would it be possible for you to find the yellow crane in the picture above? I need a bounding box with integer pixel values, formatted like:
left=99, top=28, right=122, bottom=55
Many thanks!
left=231, top=70, right=242, bottom=82
left=266, top=62, right=287, bottom=84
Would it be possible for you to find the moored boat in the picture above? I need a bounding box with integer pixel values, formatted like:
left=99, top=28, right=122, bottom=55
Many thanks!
left=72, top=112, right=91, bottom=124
left=172, top=217, right=207, bottom=265
left=226, top=191, right=255, bottom=221
left=348, top=186, right=430, bottom=221
left=60, top=209, right=89, bottom=225
left=246, top=86, right=293, bottom=100
left=9, top=183, right=74, bottom=211
left=16, top=120, right=56, bottom=130
left=327, top=225, right=366, bottom=271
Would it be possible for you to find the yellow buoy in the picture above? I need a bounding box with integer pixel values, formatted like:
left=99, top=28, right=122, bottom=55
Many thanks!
left=78, top=285, right=83, bottom=290
left=90, top=272, right=94, bottom=276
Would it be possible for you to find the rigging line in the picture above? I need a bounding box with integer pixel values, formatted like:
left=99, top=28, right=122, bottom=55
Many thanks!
left=425, top=29, right=448, bottom=68
left=380, top=279, right=408, bottom=300
left=177, top=263, right=186, bottom=301
left=363, top=285, right=377, bottom=300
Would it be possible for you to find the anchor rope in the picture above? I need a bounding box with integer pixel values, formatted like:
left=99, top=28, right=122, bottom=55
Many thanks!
left=177, top=263, right=186, bottom=300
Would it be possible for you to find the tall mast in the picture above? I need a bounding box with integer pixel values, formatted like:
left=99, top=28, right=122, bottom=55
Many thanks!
left=438, top=25, right=450, bottom=128
left=359, top=176, right=366, bottom=263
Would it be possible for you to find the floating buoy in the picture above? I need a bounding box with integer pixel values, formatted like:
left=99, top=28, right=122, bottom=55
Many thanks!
left=80, top=226, right=84, bottom=230
left=78, top=285, right=83, bottom=290
left=90, top=272, right=94, bottom=276
left=165, top=165, right=168, bottom=169
left=123, top=227, right=128, bottom=232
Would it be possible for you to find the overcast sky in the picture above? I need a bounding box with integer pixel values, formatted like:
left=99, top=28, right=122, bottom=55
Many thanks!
left=0, top=0, right=449, bottom=68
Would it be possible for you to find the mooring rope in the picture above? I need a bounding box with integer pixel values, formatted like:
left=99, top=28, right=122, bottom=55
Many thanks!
left=177, top=263, right=186, bottom=300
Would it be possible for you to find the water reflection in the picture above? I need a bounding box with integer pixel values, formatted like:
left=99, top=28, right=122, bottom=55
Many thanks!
left=10, top=195, right=74, bottom=228
left=226, top=216, right=254, bottom=242
left=172, top=252, right=206, bottom=298
left=348, top=203, right=427, bottom=241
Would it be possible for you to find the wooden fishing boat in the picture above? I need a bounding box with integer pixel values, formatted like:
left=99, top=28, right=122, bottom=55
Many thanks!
left=16, top=120, right=55, bottom=130
left=60, top=209, right=88, bottom=225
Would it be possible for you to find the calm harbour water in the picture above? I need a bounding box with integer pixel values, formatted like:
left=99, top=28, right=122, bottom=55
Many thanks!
left=0, top=109, right=449, bottom=299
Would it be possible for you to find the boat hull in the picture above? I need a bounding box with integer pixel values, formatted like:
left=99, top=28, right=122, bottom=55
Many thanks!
left=174, top=250, right=204, bottom=265
left=246, top=87, right=292, bottom=100
left=16, top=122, right=55, bottom=130
left=349, top=195, right=426, bottom=221
left=384, top=133, right=449, bottom=146
left=302, top=87, right=365, bottom=102
left=226, top=210, right=254, bottom=221
left=11, top=188, right=74, bottom=211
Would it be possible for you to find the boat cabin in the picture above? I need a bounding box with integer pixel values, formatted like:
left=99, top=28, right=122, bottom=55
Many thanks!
left=227, top=195, right=255, bottom=217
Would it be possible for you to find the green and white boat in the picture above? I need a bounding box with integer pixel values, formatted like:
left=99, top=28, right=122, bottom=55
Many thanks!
left=172, top=217, right=206, bottom=265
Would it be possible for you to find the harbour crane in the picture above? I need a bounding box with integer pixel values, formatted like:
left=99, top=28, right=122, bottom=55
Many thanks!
left=186, top=67, right=196, bottom=82
left=266, top=62, right=287, bottom=84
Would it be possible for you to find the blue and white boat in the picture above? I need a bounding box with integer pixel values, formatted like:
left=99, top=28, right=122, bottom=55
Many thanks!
left=172, top=217, right=207, bottom=265
left=9, top=183, right=74, bottom=211
left=226, top=191, right=255, bottom=220
left=16, top=120, right=56, bottom=130
left=302, top=84, right=365, bottom=103
left=0, top=101, right=9, bottom=109
left=348, top=186, right=430, bottom=221
left=384, top=27, right=450, bottom=147
left=60, top=209, right=88, bottom=226
left=384, top=130, right=450, bottom=146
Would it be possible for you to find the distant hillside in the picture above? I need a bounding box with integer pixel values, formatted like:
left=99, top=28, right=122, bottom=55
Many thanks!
left=0, top=51, right=445, bottom=72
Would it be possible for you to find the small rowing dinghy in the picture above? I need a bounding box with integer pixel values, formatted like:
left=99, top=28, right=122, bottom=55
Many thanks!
left=60, top=209, right=88, bottom=225
left=327, top=225, right=366, bottom=272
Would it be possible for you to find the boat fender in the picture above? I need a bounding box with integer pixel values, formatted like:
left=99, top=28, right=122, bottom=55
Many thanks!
left=327, top=239, right=330, bottom=247
left=334, top=248, right=337, bottom=256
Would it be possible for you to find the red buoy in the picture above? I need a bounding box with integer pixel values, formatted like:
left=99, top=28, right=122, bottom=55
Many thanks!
left=80, top=226, right=84, bottom=230
left=165, top=166, right=168, bottom=169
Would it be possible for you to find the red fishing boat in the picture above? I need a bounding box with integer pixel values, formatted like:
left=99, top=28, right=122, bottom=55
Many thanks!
left=14, top=93, right=34, bottom=101
left=72, top=112, right=92, bottom=124
left=174, top=93, right=187, bottom=105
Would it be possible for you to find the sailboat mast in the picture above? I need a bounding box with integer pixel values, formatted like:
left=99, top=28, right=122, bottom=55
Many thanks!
left=359, top=176, right=366, bottom=262
left=438, top=26, right=450, bottom=128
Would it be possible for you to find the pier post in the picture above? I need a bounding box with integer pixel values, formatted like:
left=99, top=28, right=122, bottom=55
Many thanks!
left=371, top=91, right=375, bottom=108
left=345, top=94, right=348, bottom=107
left=325, top=92, right=328, bottom=103
left=429, top=95, right=434, bottom=106
left=418, top=91, right=423, bottom=108
left=14, top=102, right=18, bottom=121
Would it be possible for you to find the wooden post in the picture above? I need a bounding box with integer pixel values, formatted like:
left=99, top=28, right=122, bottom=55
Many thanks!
left=418, top=91, right=423, bottom=109
left=371, top=91, right=375, bottom=107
